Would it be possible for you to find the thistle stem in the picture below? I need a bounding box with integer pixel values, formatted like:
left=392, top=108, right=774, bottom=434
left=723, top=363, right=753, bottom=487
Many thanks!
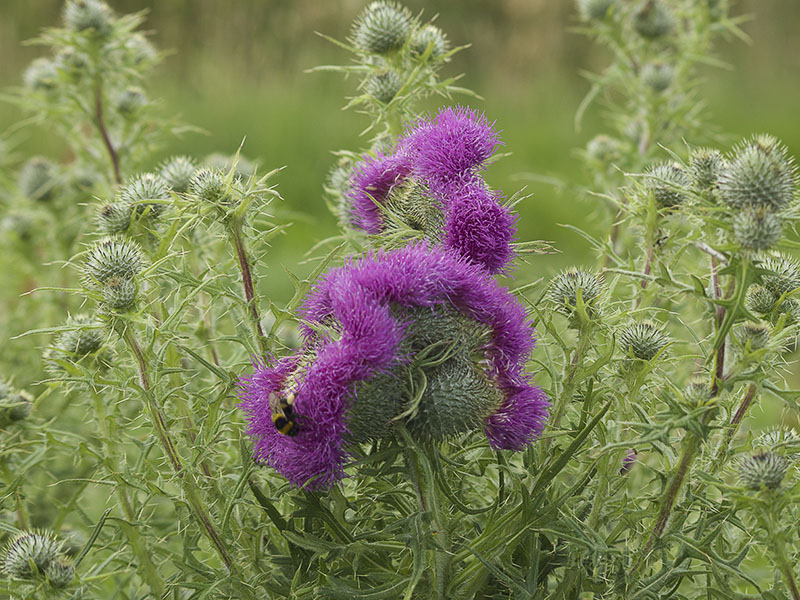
left=228, top=219, right=269, bottom=356
left=93, top=81, right=121, bottom=185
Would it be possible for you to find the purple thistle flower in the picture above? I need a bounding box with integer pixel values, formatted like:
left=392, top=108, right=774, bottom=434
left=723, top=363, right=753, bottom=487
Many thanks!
left=346, top=151, right=411, bottom=233
left=239, top=243, right=548, bottom=489
left=620, top=449, right=638, bottom=475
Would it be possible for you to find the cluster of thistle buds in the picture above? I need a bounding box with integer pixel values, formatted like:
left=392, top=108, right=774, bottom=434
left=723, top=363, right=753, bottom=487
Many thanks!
left=82, top=237, right=145, bottom=314
left=1, top=530, right=74, bottom=589
left=0, top=379, right=33, bottom=427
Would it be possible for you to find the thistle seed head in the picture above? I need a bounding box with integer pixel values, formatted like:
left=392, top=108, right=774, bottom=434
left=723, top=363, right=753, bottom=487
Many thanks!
left=364, top=69, right=403, bottom=103
left=619, top=321, right=669, bottom=361
left=352, top=1, right=412, bottom=54
left=102, top=275, right=137, bottom=312
left=689, top=147, right=725, bottom=192
left=63, top=0, right=113, bottom=36
left=718, top=135, right=797, bottom=211
left=2, top=530, right=62, bottom=580
left=644, top=162, right=690, bottom=208
left=82, top=238, right=145, bottom=286
left=19, top=157, right=57, bottom=202
left=641, top=61, right=674, bottom=92
left=119, top=172, right=170, bottom=219
left=738, top=451, right=790, bottom=490
left=733, top=206, right=783, bottom=251
left=189, top=168, right=230, bottom=204
left=736, top=321, right=770, bottom=350
left=577, top=0, right=616, bottom=21
left=159, top=155, right=198, bottom=193
left=23, top=58, right=59, bottom=93
left=410, top=24, right=449, bottom=59
left=44, top=556, right=74, bottom=589
left=760, top=254, right=800, bottom=298
left=97, top=202, right=132, bottom=235
left=633, top=0, right=675, bottom=39
left=548, top=268, right=604, bottom=317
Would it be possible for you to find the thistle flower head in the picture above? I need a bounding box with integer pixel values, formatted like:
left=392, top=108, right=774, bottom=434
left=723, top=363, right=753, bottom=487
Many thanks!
left=760, top=254, right=800, bottom=299
left=45, top=556, right=74, bottom=589
left=410, top=24, right=449, bottom=59
left=23, top=58, right=59, bottom=93
left=97, top=202, right=133, bottom=234
left=190, top=168, right=231, bottom=205
left=644, top=162, right=690, bottom=208
left=689, top=147, right=725, bottom=192
left=351, top=1, right=412, bottom=54
left=619, top=321, right=669, bottom=361
left=364, top=69, right=403, bottom=103
left=733, top=206, right=783, bottom=251
left=346, top=152, right=411, bottom=233
left=82, top=238, right=145, bottom=287
left=736, top=321, right=770, bottom=350
left=718, top=135, right=797, bottom=211
left=119, top=173, right=170, bottom=220
left=115, top=87, right=147, bottom=116
left=633, top=0, right=674, bottom=39
left=548, top=268, right=604, bottom=318
left=2, top=530, right=62, bottom=580
left=159, top=155, right=198, bottom=193
left=620, top=449, right=638, bottom=475
left=63, top=0, right=113, bottom=35
left=239, top=243, right=548, bottom=489
left=641, top=61, right=674, bottom=92
left=19, top=157, right=57, bottom=202
left=738, top=451, right=790, bottom=490
left=746, top=284, right=777, bottom=315
left=577, top=0, right=616, bottom=21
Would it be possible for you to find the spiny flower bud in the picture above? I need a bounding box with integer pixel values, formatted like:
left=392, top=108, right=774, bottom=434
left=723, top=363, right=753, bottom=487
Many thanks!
left=102, top=275, right=137, bottom=311
left=55, top=315, right=104, bottom=356
left=126, top=33, right=157, bottom=65
left=756, top=427, right=800, bottom=459
left=586, top=135, right=623, bottom=163
left=577, top=0, right=616, bottom=21
left=119, top=172, right=170, bottom=220
left=746, top=284, right=777, bottom=315
left=2, top=530, right=62, bottom=579
left=82, top=238, right=145, bottom=286
left=689, top=147, right=725, bottom=192
left=1, top=390, right=33, bottom=423
left=159, top=156, right=197, bottom=193
left=641, top=61, right=674, bottom=92
left=548, top=268, right=604, bottom=317
left=718, top=135, right=797, bottom=211
left=19, top=157, right=57, bottom=202
left=760, top=254, right=800, bottom=299
left=644, top=162, right=690, bottom=208
left=733, top=206, right=782, bottom=251
left=684, top=377, right=710, bottom=403
left=56, top=47, right=89, bottom=81
left=736, top=321, right=769, bottom=350
left=63, top=0, right=113, bottom=36
left=619, top=321, right=669, bottom=361
left=45, top=556, right=74, bottom=589
left=97, top=202, right=132, bottom=234
left=738, top=451, right=790, bottom=490
left=190, top=168, right=230, bottom=205
left=115, top=86, right=147, bottom=116
left=410, top=24, right=448, bottom=59
left=352, top=1, right=412, bottom=55
left=633, top=0, right=674, bottom=39
left=23, top=58, right=59, bottom=93
left=364, top=69, right=403, bottom=103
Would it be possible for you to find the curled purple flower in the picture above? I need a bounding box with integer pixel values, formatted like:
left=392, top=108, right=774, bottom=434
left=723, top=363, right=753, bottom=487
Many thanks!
left=239, top=243, right=548, bottom=489
left=620, top=449, right=638, bottom=475
left=346, top=151, right=411, bottom=233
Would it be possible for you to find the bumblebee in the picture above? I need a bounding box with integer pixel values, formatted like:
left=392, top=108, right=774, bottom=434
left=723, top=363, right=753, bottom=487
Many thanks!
left=268, top=391, right=299, bottom=436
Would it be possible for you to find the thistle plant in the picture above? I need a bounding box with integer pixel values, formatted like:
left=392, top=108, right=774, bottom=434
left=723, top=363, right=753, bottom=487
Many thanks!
left=2, top=1, right=800, bottom=599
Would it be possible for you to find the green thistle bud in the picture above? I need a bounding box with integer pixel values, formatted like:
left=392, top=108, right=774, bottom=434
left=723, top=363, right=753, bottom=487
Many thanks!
left=115, top=86, right=147, bottom=116
left=756, top=427, right=800, bottom=459
left=83, top=238, right=145, bottom=286
left=586, top=135, right=623, bottom=163
left=55, top=315, right=105, bottom=356
left=190, top=168, right=230, bottom=204
left=352, top=1, right=412, bottom=54
left=633, top=0, right=674, bottom=39
left=126, top=33, right=157, bottom=65
left=738, top=451, right=790, bottom=490
left=619, top=321, right=669, bottom=361
left=119, top=172, right=170, bottom=219
left=684, top=377, right=710, bottom=403
left=2, top=530, right=62, bottom=579
left=63, top=0, right=113, bottom=36
left=23, top=58, right=59, bottom=93
left=576, top=0, right=616, bottom=21
left=746, top=284, right=777, bottom=314
left=760, top=254, right=800, bottom=298
left=19, top=157, right=57, bottom=202
left=364, top=69, right=403, bottom=103
left=641, top=61, right=674, bottom=92
left=1, top=390, right=33, bottom=423
left=644, top=162, right=690, bottom=208
left=718, top=135, right=797, bottom=211
left=56, top=47, right=89, bottom=81
left=733, top=206, right=782, bottom=251
left=410, top=24, right=449, bottom=59
left=736, top=321, right=770, bottom=350
left=102, top=275, right=137, bottom=312
left=45, top=556, right=74, bottom=589
left=548, top=268, right=604, bottom=317
left=159, top=156, right=198, bottom=193
left=97, top=202, right=132, bottom=234
left=689, top=147, right=725, bottom=192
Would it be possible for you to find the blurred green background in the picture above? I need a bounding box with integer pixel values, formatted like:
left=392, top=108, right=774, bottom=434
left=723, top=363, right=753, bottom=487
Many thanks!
left=1, top=0, right=798, bottom=301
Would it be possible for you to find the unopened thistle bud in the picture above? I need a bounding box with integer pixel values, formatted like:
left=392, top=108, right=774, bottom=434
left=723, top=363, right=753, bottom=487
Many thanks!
left=644, top=162, right=690, bottom=208
left=63, top=0, right=113, bottom=36
left=736, top=321, right=770, bottom=350
left=548, top=268, right=604, bottom=317
left=619, top=321, right=669, bottom=361
left=45, top=556, right=74, bottom=589
left=56, top=315, right=104, bottom=356
left=2, top=531, right=62, bottom=580
left=102, top=275, right=137, bottom=311
left=760, top=254, right=800, bottom=299
left=410, top=24, right=448, bottom=59
left=352, top=1, right=412, bottom=55
left=82, top=238, right=145, bottom=286
left=56, top=47, right=89, bottom=81
left=97, top=202, right=132, bottom=234
left=23, top=58, right=59, bottom=93
left=364, top=69, right=403, bottom=103
left=746, top=284, right=777, bottom=314
left=1, top=390, right=33, bottom=423
left=586, top=135, right=623, bottom=163
left=577, top=0, right=616, bottom=21
left=718, top=135, right=797, bottom=211
left=159, top=155, right=197, bottom=193
left=733, top=206, right=782, bottom=251
left=119, top=172, right=170, bottom=219
left=190, top=168, right=230, bottom=205
left=738, top=451, right=790, bottom=490
left=115, top=86, right=147, bottom=116
left=19, top=157, right=57, bottom=202
left=684, top=377, right=710, bottom=403
left=126, top=33, right=157, bottom=65
left=633, top=0, right=674, bottom=39
left=641, top=61, right=674, bottom=92
left=689, top=147, right=724, bottom=192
